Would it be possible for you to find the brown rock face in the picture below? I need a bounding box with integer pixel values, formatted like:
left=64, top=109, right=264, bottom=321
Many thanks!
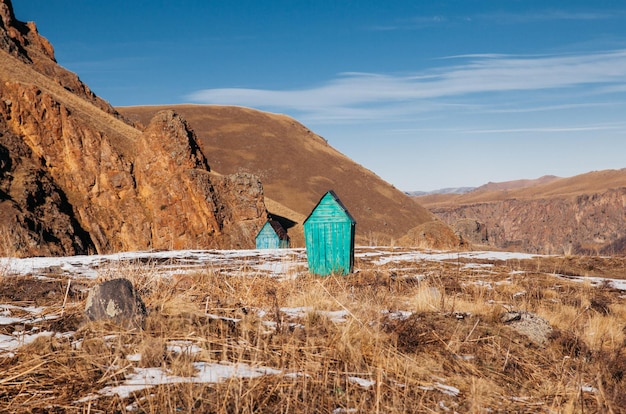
left=0, top=1, right=267, bottom=256
left=0, top=127, right=93, bottom=256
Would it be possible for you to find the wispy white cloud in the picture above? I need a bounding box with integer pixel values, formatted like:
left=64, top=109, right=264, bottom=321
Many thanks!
left=486, top=102, right=617, bottom=114
left=464, top=124, right=626, bottom=134
left=388, top=121, right=626, bottom=135
left=187, top=49, right=626, bottom=123
left=370, top=10, right=622, bottom=31
left=478, top=10, right=621, bottom=24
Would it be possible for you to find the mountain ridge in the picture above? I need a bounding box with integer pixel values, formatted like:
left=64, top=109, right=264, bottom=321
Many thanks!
left=414, top=169, right=626, bottom=254
left=118, top=104, right=448, bottom=247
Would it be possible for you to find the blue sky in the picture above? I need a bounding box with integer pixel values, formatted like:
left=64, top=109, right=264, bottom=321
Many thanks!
left=13, top=0, right=626, bottom=191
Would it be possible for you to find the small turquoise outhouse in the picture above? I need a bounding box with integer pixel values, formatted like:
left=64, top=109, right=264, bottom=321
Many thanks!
left=303, top=190, right=356, bottom=275
left=256, top=219, right=290, bottom=249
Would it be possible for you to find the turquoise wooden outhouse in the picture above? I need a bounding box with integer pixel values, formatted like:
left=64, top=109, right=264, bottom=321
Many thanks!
left=303, top=191, right=356, bottom=275
left=256, top=219, right=290, bottom=249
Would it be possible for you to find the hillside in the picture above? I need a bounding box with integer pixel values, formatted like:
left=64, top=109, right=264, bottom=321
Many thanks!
left=415, top=170, right=626, bottom=254
left=0, top=0, right=267, bottom=256
left=118, top=105, right=445, bottom=247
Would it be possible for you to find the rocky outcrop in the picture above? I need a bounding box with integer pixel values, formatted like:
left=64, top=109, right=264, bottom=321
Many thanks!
left=453, top=219, right=488, bottom=246
left=0, top=127, right=93, bottom=256
left=0, top=0, right=267, bottom=256
left=397, top=220, right=462, bottom=250
left=501, top=311, right=552, bottom=347
left=431, top=188, right=626, bottom=255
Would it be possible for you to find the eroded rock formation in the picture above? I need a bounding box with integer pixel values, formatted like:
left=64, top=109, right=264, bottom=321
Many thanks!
left=0, top=0, right=267, bottom=256
left=431, top=189, right=626, bottom=255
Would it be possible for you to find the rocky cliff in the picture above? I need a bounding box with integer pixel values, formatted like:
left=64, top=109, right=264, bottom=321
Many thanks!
left=425, top=181, right=626, bottom=255
left=0, top=0, right=266, bottom=256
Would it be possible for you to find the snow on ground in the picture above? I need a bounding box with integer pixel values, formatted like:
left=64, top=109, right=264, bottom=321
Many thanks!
left=554, top=273, right=626, bottom=291
left=0, top=247, right=539, bottom=280
left=0, top=248, right=307, bottom=280
left=0, top=304, right=61, bottom=331
left=0, top=331, right=72, bottom=356
left=77, top=362, right=283, bottom=402
left=369, top=249, right=540, bottom=266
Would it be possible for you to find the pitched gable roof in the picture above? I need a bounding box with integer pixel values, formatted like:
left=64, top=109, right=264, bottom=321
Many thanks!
left=304, top=190, right=356, bottom=225
left=268, top=219, right=290, bottom=241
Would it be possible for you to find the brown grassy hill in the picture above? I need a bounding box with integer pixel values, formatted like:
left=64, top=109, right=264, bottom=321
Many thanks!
left=118, top=105, right=443, bottom=247
left=474, top=175, right=560, bottom=193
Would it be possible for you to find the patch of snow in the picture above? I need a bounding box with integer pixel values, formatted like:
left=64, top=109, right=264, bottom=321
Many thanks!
left=438, top=400, right=451, bottom=412
left=347, top=376, right=375, bottom=388
left=333, top=408, right=358, bottom=414
left=462, top=263, right=494, bottom=269
left=434, top=382, right=460, bottom=397
left=280, top=307, right=349, bottom=323
left=371, top=250, right=540, bottom=266
left=126, top=353, right=142, bottom=362
left=553, top=274, right=626, bottom=291
left=82, top=362, right=282, bottom=400
left=166, top=340, right=202, bottom=355
left=284, top=372, right=311, bottom=379
left=0, top=248, right=307, bottom=280
left=0, top=330, right=54, bottom=355
left=581, top=385, right=598, bottom=393
left=381, top=310, right=413, bottom=320
left=467, top=280, right=493, bottom=289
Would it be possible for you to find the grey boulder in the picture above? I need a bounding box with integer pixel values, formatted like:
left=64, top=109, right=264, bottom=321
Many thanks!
left=84, top=278, right=147, bottom=329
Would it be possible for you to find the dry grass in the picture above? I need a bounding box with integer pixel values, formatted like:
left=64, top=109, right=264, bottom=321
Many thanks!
left=1, top=250, right=626, bottom=413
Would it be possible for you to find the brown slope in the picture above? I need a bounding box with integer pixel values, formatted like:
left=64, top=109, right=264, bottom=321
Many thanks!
left=0, top=0, right=267, bottom=256
left=118, top=105, right=441, bottom=246
left=474, top=175, right=561, bottom=192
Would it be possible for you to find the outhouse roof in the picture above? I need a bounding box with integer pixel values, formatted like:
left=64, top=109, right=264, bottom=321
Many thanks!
left=268, top=219, right=290, bottom=241
left=256, top=219, right=290, bottom=241
left=303, top=190, right=356, bottom=225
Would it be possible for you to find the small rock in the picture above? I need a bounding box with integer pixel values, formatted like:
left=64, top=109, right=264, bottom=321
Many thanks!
left=501, top=310, right=552, bottom=346
left=84, top=278, right=147, bottom=329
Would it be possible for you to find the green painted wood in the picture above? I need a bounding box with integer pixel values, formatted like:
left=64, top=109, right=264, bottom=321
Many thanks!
left=256, top=221, right=289, bottom=249
left=303, top=191, right=355, bottom=275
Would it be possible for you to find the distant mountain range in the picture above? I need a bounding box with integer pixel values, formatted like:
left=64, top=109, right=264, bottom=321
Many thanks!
left=413, top=170, right=626, bottom=255
left=408, top=175, right=562, bottom=196
left=406, top=187, right=475, bottom=196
